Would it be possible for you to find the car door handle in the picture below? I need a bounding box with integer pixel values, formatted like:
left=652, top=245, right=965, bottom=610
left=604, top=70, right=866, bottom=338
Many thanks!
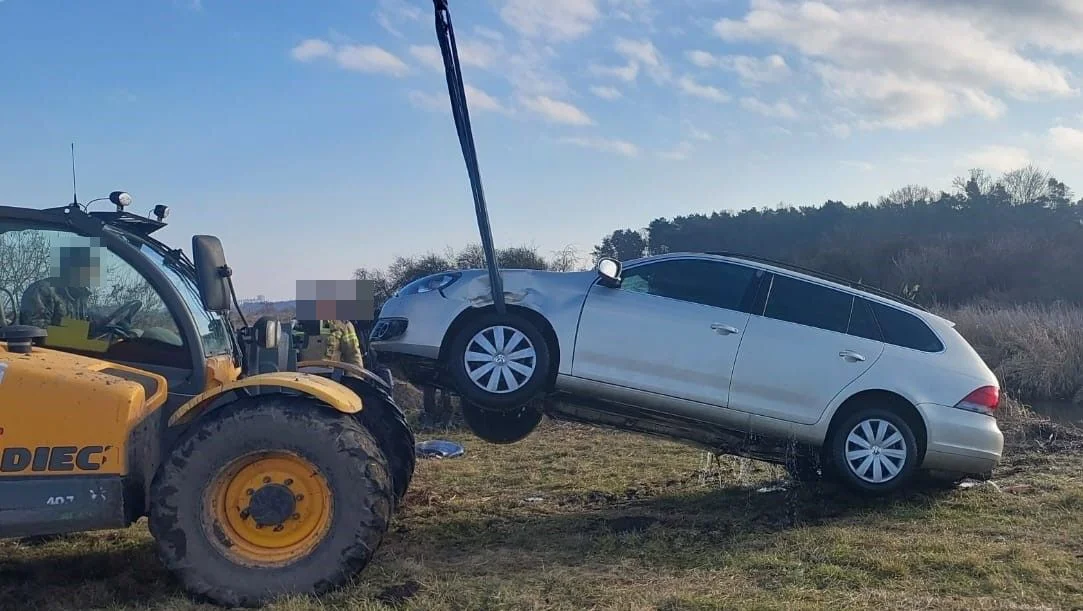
left=839, top=350, right=866, bottom=362
left=711, top=323, right=740, bottom=335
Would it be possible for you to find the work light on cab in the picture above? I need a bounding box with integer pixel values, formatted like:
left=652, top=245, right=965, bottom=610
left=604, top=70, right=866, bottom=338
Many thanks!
left=109, top=190, right=132, bottom=210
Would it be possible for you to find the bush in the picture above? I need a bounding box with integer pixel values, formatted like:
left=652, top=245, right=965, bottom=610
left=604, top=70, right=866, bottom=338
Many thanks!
left=948, top=302, right=1083, bottom=403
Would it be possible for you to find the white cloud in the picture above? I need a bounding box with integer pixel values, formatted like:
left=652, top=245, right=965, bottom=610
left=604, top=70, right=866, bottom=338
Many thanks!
left=685, top=51, right=791, bottom=85
left=683, top=121, right=713, bottom=142
left=375, top=0, right=421, bottom=38
left=677, top=76, right=731, bottom=103
left=410, top=86, right=511, bottom=115
left=335, top=45, right=411, bottom=77
left=658, top=141, right=694, bottom=161
left=615, top=37, right=670, bottom=82
left=560, top=136, right=639, bottom=157
left=464, top=85, right=511, bottom=114
left=291, top=39, right=333, bottom=62
left=410, top=41, right=496, bottom=72
left=502, top=0, right=601, bottom=42
left=963, top=145, right=1032, bottom=173
left=408, top=91, right=446, bottom=112
left=522, top=95, right=594, bottom=125
left=475, top=26, right=505, bottom=42
left=715, top=0, right=1077, bottom=129
left=590, top=85, right=623, bottom=99
left=841, top=160, right=875, bottom=172
left=1049, top=126, right=1083, bottom=160
left=409, top=45, right=443, bottom=71
left=293, top=39, right=411, bottom=77
left=740, top=97, right=798, bottom=119
left=815, top=65, right=1006, bottom=129
left=608, top=0, right=656, bottom=25
left=589, top=61, right=639, bottom=82
left=829, top=123, right=852, bottom=139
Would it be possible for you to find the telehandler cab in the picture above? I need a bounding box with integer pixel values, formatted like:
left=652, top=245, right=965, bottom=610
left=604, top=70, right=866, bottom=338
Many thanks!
left=0, top=192, right=415, bottom=607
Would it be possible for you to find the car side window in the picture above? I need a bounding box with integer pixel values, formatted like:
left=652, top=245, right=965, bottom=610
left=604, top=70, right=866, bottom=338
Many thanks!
left=847, top=297, right=883, bottom=341
left=619, top=259, right=757, bottom=311
left=869, top=301, right=944, bottom=352
left=763, top=274, right=853, bottom=334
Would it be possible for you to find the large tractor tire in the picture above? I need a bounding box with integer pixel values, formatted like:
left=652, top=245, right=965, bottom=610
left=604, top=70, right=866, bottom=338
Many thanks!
left=148, top=396, right=393, bottom=608
left=352, top=383, right=416, bottom=507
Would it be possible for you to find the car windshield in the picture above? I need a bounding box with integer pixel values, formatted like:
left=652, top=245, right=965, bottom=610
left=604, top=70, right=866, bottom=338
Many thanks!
left=106, top=228, right=233, bottom=358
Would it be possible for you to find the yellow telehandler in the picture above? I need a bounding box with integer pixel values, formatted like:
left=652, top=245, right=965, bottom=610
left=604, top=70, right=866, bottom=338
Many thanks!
left=0, top=192, right=414, bottom=607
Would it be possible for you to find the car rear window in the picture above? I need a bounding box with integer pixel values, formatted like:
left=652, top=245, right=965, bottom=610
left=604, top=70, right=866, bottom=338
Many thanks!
left=869, top=301, right=944, bottom=352
left=763, top=274, right=853, bottom=334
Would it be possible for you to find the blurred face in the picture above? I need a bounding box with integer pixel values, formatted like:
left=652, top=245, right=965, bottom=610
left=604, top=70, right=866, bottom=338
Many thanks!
left=57, top=248, right=101, bottom=288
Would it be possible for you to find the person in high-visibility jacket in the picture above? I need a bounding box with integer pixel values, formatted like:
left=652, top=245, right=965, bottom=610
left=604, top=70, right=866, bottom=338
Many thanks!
left=324, top=320, right=364, bottom=368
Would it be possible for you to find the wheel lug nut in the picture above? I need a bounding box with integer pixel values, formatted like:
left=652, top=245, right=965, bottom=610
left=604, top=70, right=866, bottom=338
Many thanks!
left=246, top=489, right=254, bottom=496
left=295, top=494, right=304, bottom=501
left=292, top=513, right=301, bottom=520
left=263, top=476, right=272, bottom=484
left=273, top=524, right=284, bottom=532
left=284, top=478, right=294, bottom=486
left=239, top=509, right=250, bottom=520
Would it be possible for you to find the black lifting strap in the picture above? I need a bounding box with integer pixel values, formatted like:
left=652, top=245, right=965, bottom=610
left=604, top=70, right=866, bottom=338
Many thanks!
left=432, top=0, right=506, bottom=314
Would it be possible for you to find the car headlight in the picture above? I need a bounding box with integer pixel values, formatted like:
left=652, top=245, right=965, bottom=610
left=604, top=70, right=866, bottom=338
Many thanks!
left=396, top=272, right=461, bottom=297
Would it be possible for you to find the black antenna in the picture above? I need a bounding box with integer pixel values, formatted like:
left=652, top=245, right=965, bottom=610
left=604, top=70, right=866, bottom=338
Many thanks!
left=70, top=142, right=79, bottom=207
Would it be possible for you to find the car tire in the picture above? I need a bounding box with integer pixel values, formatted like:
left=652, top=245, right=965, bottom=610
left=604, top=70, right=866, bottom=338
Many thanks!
left=460, top=399, right=544, bottom=444
left=828, top=406, right=919, bottom=496
left=446, top=312, right=550, bottom=411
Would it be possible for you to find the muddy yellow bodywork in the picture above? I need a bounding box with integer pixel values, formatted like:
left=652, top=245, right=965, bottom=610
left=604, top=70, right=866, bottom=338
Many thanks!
left=168, top=371, right=363, bottom=427
left=0, top=345, right=167, bottom=477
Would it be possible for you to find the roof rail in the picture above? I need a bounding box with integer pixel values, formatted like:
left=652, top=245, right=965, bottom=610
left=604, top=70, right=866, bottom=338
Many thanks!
left=705, top=250, right=927, bottom=311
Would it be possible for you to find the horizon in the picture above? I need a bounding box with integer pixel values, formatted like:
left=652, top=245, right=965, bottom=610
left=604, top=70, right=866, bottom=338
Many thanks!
left=3, top=0, right=1082, bottom=300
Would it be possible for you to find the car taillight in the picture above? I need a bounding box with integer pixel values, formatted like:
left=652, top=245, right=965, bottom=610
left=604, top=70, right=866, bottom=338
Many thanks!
left=954, top=386, right=999, bottom=416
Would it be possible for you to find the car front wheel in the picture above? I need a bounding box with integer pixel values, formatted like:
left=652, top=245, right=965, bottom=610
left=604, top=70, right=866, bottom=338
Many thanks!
left=828, top=406, right=919, bottom=496
left=447, top=312, right=550, bottom=411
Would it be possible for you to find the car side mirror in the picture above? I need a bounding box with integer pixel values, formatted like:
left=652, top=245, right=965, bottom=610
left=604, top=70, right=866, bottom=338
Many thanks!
left=192, top=235, right=232, bottom=312
left=596, top=257, right=622, bottom=288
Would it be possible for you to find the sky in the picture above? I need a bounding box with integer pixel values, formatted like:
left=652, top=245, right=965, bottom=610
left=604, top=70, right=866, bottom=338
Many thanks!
left=2, top=0, right=1083, bottom=300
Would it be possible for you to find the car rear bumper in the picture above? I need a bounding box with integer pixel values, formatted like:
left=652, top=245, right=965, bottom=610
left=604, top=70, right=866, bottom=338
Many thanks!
left=917, top=402, right=1004, bottom=474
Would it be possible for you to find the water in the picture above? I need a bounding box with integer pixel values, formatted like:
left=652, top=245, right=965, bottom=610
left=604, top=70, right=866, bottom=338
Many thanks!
left=1029, top=401, right=1083, bottom=426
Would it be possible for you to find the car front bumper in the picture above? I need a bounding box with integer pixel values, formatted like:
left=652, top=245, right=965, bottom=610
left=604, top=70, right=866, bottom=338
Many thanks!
left=917, top=402, right=1004, bottom=475
left=369, top=291, right=466, bottom=361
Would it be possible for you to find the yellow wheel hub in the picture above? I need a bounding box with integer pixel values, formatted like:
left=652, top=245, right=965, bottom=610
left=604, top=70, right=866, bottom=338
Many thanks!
left=208, top=451, right=333, bottom=566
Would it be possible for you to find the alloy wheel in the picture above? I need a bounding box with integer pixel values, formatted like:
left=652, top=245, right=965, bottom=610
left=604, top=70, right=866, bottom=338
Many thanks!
left=463, top=325, right=537, bottom=394
left=844, top=418, right=908, bottom=484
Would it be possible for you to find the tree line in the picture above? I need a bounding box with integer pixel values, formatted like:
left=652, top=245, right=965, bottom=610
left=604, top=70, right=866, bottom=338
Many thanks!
left=593, top=165, right=1083, bottom=308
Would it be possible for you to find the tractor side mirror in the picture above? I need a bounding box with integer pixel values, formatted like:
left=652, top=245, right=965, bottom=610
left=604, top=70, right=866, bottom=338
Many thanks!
left=255, top=317, right=280, bottom=350
left=192, top=235, right=232, bottom=312
left=596, top=257, right=622, bottom=288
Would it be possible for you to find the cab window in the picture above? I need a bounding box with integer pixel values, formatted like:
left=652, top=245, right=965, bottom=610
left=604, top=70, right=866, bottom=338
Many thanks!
left=0, top=222, right=190, bottom=368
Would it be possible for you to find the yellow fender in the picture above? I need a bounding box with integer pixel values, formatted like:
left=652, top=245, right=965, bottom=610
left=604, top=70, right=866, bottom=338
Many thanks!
left=168, top=371, right=363, bottom=427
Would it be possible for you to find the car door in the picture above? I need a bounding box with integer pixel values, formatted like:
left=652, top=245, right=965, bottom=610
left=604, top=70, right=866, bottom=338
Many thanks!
left=571, top=257, right=760, bottom=408
left=727, top=273, right=886, bottom=425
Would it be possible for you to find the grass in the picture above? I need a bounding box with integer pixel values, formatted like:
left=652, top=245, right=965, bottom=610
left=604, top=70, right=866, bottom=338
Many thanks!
left=2, top=404, right=1083, bottom=611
